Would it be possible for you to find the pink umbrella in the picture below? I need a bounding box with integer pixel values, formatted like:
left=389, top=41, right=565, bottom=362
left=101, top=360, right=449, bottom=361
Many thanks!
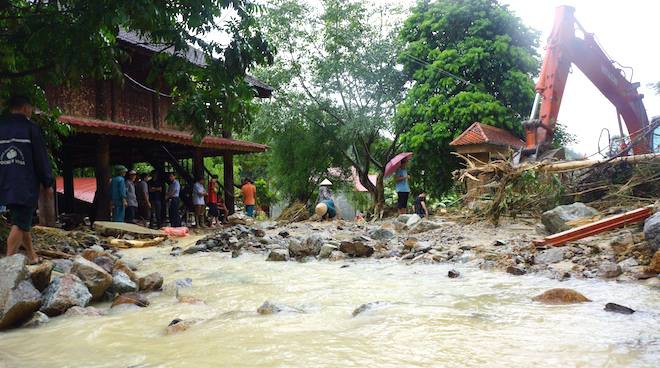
left=384, top=152, right=413, bottom=177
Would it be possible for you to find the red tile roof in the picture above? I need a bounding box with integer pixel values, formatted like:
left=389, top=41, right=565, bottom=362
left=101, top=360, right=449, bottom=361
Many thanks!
left=449, top=122, right=524, bottom=148
left=60, top=115, right=267, bottom=153
left=55, top=177, right=97, bottom=203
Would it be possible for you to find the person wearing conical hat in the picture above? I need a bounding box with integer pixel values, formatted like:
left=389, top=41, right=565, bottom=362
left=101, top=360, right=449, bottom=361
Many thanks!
left=318, top=178, right=333, bottom=202
left=315, top=178, right=339, bottom=220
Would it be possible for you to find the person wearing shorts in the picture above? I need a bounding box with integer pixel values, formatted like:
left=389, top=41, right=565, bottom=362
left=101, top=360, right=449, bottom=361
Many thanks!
left=0, top=96, right=54, bottom=264
left=395, top=158, right=411, bottom=214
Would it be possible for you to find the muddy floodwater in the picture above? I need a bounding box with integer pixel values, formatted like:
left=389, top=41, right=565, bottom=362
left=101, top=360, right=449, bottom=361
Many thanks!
left=0, top=239, right=658, bottom=368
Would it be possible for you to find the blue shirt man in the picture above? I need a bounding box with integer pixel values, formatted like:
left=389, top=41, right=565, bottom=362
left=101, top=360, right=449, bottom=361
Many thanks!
left=110, top=166, right=128, bottom=222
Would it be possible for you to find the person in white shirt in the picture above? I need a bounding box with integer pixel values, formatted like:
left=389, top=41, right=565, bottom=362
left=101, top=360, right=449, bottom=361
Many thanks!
left=192, top=176, right=207, bottom=228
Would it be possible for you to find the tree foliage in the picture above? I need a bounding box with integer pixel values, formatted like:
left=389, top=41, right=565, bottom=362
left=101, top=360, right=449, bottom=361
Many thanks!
left=397, top=0, right=539, bottom=197
left=0, top=0, right=273, bottom=139
left=254, top=0, right=407, bottom=212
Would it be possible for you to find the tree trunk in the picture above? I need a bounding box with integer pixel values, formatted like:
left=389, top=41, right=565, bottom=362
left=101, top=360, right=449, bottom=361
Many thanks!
left=374, top=173, right=385, bottom=220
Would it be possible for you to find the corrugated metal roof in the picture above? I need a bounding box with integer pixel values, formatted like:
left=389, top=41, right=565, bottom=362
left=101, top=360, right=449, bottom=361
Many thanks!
left=60, top=115, right=268, bottom=153
left=449, top=122, right=524, bottom=148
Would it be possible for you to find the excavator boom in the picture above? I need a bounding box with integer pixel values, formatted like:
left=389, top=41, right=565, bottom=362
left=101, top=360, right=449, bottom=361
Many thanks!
left=524, top=6, right=651, bottom=156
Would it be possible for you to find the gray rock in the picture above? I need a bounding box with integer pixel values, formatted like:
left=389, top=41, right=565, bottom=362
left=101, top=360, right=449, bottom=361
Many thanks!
left=22, top=311, right=49, bottom=328
left=448, top=269, right=460, bottom=278
left=90, top=245, right=105, bottom=253
left=328, top=250, right=346, bottom=261
left=112, top=271, right=138, bottom=294
left=51, top=259, right=73, bottom=274
left=339, top=241, right=374, bottom=257
left=92, top=256, right=114, bottom=274
left=506, top=266, right=527, bottom=276
left=71, top=256, right=113, bottom=300
left=288, top=235, right=323, bottom=258
left=643, top=211, right=660, bottom=252
left=318, top=244, right=338, bottom=259
left=184, top=243, right=208, bottom=255
left=617, top=258, right=639, bottom=272
left=405, top=214, right=422, bottom=227
left=0, top=254, right=28, bottom=304
left=163, top=278, right=193, bottom=296
left=40, top=274, right=92, bottom=316
left=352, top=301, right=389, bottom=317
left=535, top=247, right=567, bottom=265
left=408, top=219, right=442, bottom=234
left=170, top=246, right=183, bottom=256
left=541, top=202, right=599, bottom=234
left=138, top=272, right=163, bottom=291
left=604, top=303, right=635, bottom=315
left=0, top=280, right=42, bottom=329
left=413, top=241, right=433, bottom=253
left=397, top=214, right=413, bottom=223
left=369, top=228, right=395, bottom=241
left=598, top=261, right=622, bottom=278
left=257, top=300, right=303, bottom=315
left=266, top=249, right=289, bottom=262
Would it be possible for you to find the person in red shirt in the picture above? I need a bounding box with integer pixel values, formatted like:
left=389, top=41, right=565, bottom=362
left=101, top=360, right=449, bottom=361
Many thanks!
left=240, top=178, right=257, bottom=217
left=207, top=175, right=219, bottom=226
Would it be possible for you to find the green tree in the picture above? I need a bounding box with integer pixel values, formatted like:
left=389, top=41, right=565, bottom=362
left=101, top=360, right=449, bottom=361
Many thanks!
left=0, top=0, right=273, bottom=139
left=255, top=0, right=407, bottom=214
left=397, top=0, right=539, bottom=197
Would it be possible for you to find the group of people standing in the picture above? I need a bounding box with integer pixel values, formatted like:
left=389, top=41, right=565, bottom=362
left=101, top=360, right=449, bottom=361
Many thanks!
left=109, top=167, right=258, bottom=229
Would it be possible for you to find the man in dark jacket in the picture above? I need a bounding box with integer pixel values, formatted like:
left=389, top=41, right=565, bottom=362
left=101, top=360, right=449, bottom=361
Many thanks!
left=0, top=96, right=54, bottom=264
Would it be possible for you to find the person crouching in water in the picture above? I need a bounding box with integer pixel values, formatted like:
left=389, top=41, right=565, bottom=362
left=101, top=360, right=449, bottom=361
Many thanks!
left=414, top=192, right=429, bottom=218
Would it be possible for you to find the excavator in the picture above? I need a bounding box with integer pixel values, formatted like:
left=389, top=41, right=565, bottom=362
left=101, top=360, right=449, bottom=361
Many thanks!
left=521, top=5, right=660, bottom=160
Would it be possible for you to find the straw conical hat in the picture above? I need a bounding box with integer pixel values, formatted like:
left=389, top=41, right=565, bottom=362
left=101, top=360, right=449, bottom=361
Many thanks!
left=315, top=202, right=328, bottom=216
left=320, top=179, right=333, bottom=186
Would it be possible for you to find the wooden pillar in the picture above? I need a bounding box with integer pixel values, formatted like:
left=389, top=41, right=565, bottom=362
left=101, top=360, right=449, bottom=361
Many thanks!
left=192, top=148, right=204, bottom=180
left=62, top=143, right=75, bottom=213
left=222, top=124, right=235, bottom=214
left=94, top=136, right=111, bottom=221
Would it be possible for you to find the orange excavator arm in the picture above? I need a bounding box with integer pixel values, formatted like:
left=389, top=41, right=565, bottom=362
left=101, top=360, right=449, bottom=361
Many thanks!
left=524, top=6, right=651, bottom=156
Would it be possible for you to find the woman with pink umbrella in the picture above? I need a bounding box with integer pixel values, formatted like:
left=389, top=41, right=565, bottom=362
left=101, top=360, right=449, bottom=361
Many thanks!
left=385, top=152, right=413, bottom=214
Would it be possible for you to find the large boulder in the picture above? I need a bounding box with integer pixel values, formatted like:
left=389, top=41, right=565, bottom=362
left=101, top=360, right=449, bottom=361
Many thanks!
left=51, top=259, right=73, bottom=274
left=27, top=261, right=53, bottom=292
left=405, top=214, right=422, bottom=227
left=541, top=203, right=599, bottom=234
left=328, top=250, right=346, bottom=261
left=111, top=271, right=138, bottom=294
left=71, top=256, right=112, bottom=300
left=597, top=261, right=622, bottom=278
left=0, top=280, right=42, bottom=329
left=318, top=244, right=338, bottom=259
left=339, top=241, right=374, bottom=257
left=532, top=288, right=591, bottom=304
left=643, top=212, right=660, bottom=252
left=0, top=254, right=28, bottom=305
left=113, top=260, right=138, bottom=284
left=40, top=274, right=92, bottom=316
left=408, top=220, right=442, bottom=234
left=266, top=249, right=289, bottom=262
left=92, top=256, right=115, bottom=274
left=138, top=272, right=163, bottom=291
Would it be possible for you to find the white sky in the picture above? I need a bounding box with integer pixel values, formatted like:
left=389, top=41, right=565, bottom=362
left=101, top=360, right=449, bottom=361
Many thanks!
left=352, top=0, right=660, bottom=155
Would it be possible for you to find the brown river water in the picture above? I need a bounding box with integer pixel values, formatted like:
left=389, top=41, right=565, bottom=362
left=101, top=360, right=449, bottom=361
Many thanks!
left=0, top=237, right=658, bottom=368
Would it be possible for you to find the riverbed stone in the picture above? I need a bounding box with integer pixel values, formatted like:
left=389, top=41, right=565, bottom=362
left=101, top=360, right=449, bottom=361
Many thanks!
left=0, top=254, right=28, bottom=303
left=71, top=256, right=113, bottom=300
left=318, top=244, right=338, bottom=259
left=0, top=280, right=42, bottom=329
left=27, top=261, right=53, bottom=292
left=166, top=318, right=204, bottom=334
left=257, top=300, right=303, bottom=315
left=339, top=241, right=374, bottom=257
left=51, top=259, right=73, bottom=274
left=328, top=250, right=346, bottom=261
left=409, top=219, right=442, bottom=234
left=112, top=271, right=138, bottom=294
left=40, top=274, right=92, bottom=316
left=113, top=260, right=138, bottom=284
left=448, top=269, right=460, bottom=278
left=647, top=250, right=660, bottom=274
left=92, top=256, right=115, bottom=274
left=266, top=249, right=289, bottom=262
left=604, top=303, right=635, bottom=315
left=643, top=212, right=660, bottom=252
left=541, top=202, right=600, bottom=234
left=532, top=288, right=591, bottom=304
left=405, top=214, right=422, bottom=227
left=352, top=301, right=389, bottom=317
left=183, top=243, right=207, bottom=255
left=138, top=272, right=164, bottom=291
left=22, top=311, right=49, bottom=328
left=506, top=266, right=527, bottom=276
left=64, top=306, right=107, bottom=317
left=111, top=292, right=149, bottom=308
left=535, top=247, right=567, bottom=265
left=598, top=261, right=622, bottom=278
left=369, top=228, right=395, bottom=241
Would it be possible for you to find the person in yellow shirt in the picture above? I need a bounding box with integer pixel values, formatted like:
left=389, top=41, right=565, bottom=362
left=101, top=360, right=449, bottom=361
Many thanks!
left=241, top=178, right=257, bottom=217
